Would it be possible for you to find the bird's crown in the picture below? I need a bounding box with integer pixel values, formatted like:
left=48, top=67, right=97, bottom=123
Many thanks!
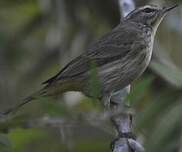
left=125, top=4, right=178, bottom=29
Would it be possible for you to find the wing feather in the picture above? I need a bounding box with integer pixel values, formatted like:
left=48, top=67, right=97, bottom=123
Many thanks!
left=43, top=23, right=140, bottom=85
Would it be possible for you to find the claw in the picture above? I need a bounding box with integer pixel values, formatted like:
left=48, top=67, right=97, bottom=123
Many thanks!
left=101, top=93, right=111, bottom=110
left=104, top=100, right=110, bottom=109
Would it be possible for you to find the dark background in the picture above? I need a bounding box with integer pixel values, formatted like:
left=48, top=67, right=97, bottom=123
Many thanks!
left=0, top=0, right=182, bottom=152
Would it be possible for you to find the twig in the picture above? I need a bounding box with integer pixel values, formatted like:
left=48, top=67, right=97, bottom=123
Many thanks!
left=118, top=0, right=135, bottom=18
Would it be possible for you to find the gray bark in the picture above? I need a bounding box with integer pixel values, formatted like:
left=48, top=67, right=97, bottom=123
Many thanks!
left=110, top=0, right=144, bottom=152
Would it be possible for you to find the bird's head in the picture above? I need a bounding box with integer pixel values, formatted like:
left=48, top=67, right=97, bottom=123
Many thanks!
left=125, top=4, right=178, bottom=31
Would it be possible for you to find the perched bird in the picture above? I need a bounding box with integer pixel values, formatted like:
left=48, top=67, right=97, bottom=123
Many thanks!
left=2, top=4, right=178, bottom=115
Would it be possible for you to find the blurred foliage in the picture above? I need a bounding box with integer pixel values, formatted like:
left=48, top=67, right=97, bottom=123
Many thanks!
left=0, top=0, right=182, bottom=152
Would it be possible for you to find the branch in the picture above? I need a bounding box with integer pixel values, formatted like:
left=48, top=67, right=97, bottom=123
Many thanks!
left=118, top=0, right=135, bottom=18
left=110, top=1, right=144, bottom=152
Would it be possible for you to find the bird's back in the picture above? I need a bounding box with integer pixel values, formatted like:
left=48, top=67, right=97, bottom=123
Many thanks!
left=43, top=21, right=153, bottom=96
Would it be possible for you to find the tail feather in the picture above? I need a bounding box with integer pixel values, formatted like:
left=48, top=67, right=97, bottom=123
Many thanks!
left=2, top=96, right=33, bottom=116
left=0, top=80, right=81, bottom=117
left=1, top=88, right=46, bottom=117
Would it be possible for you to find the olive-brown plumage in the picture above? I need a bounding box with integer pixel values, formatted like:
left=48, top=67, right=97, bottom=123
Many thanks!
left=2, top=4, right=178, bottom=115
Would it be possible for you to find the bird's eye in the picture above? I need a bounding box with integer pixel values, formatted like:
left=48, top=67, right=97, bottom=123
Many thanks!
left=143, top=8, right=155, bottom=13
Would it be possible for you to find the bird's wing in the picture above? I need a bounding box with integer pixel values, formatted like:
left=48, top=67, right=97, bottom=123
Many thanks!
left=42, top=24, right=140, bottom=85
left=42, top=44, right=129, bottom=85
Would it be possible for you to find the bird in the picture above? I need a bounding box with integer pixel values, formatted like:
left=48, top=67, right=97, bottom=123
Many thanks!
left=1, top=4, right=178, bottom=116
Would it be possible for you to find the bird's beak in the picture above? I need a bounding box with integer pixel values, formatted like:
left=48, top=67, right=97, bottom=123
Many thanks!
left=163, top=4, right=178, bottom=13
left=153, top=4, right=178, bottom=33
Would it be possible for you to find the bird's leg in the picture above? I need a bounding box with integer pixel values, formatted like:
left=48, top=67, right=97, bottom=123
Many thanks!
left=110, top=85, right=131, bottom=106
left=101, top=92, right=112, bottom=112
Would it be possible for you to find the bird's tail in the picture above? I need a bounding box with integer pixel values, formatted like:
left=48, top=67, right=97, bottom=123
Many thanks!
left=1, top=88, right=47, bottom=117
left=0, top=80, right=82, bottom=117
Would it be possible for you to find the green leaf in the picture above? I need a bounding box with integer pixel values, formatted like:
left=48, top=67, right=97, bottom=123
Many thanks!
left=136, top=90, right=179, bottom=129
left=38, top=97, right=69, bottom=116
left=75, top=139, right=109, bottom=152
left=146, top=101, right=182, bottom=152
left=127, top=75, right=155, bottom=104
left=89, top=61, right=101, bottom=101
left=151, top=61, right=182, bottom=88
left=8, top=128, right=46, bottom=152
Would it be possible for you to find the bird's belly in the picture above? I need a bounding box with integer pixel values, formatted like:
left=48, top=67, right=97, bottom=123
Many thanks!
left=99, top=48, right=152, bottom=93
left=115, top=48, right=152, bottom=91
left=82, top=47, right=152, bottom=97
